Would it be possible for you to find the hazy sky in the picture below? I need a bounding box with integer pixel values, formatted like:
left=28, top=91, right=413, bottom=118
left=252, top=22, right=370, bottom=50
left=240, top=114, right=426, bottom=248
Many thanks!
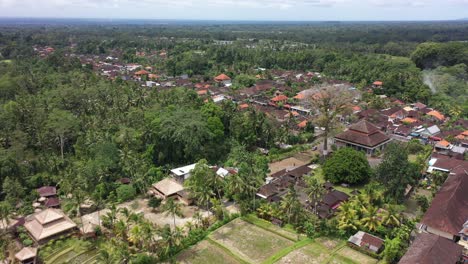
left=0, top=0, right=467, bottom=21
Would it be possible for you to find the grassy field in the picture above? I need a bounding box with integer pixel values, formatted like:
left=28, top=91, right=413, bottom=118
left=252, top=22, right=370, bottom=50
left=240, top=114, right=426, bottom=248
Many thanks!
left=210, top=218, right=295, bottom=263
left=177, top=215, right=379, bottom=264
left=177, top=239, right=245, bottom=264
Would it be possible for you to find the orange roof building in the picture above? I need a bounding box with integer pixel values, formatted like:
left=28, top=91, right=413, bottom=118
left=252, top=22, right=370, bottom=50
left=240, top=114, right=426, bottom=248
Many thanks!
left=437, top=140, right=451, bottom=148
left=135, top=70, right=149, bottom=76
left=294, top=93, right=305, bottom=100
left=271, top=95, right=288, bottom=102
left=214, top=73, right=231, bottom=82
left=427, top=110, right=445, bottom=121
left=197, top=90, right=208, bottom=96
left=238, top=103, right=249, bottom=110
left=148, top=74, right=159, bottom=79
left=298, top=120, right=308, bottom=128
left=402, top=117, right=418, bottom=124
left=373, top=81, right=383, bottom=86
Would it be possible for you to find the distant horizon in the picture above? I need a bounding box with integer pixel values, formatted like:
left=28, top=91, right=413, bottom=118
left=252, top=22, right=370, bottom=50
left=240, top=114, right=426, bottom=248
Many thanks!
left=0, top=0, right=467, bottom=22
left=0, top=16, right=467, bottom=23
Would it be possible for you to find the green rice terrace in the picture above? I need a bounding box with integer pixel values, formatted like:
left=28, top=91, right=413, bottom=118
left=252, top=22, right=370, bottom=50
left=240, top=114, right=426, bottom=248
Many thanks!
left=177, top=215, right=380, bottom=264
left=39, top=238, right=99, bottom=264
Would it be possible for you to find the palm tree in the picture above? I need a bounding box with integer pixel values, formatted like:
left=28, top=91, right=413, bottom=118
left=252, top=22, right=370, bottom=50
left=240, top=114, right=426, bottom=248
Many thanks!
left=193, top=211, right=204, bottom=229
left=114, top=220, right=128, bottom=240
left=128, top=224, right=143, bottom=247
left=185, top=221, right=195, bottom=232
left=161, top=198, right=183, bottom=229
left=361, top=206, right=382, bottom=232
left=337, top=201, right=360, bottom=233
left=305, top=177, right=325, bottom=214
left=102, top=204, right=118, bottom=229
left=380, top=204, right=401, bottom=227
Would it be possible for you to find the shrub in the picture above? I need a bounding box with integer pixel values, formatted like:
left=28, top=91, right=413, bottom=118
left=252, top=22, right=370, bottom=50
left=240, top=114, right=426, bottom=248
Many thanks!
left=416, top=195, right=429, bottom=212
left=148, top=196, right=162, bottom=211
left=116, top=184, right=136, bottom=202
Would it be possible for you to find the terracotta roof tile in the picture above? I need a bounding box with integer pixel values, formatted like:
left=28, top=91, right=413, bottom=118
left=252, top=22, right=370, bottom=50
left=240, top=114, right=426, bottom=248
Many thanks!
left=421, top=168, right=468, bottom=235
left=399, top=233, right=463, bottom=264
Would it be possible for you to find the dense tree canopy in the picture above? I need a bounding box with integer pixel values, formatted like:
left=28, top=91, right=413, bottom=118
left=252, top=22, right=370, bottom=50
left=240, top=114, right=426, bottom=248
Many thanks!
left=323, top=147, right=372, bottom=184
left=375, top=143, right=420, bottom=202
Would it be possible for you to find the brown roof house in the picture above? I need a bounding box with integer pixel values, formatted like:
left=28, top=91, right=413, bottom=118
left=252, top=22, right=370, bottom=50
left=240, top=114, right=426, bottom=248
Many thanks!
left=316, top=190, right=350, bottom=219
left=24, top=208, right=77, bottom=244
left=36, top=186, right=56, bottom=198
left=399, top=233, right=464, bottom=264
left=151, top=178, right=193, bottom=205
left=334, top=120, right=391, bottom=155
left=348, top=231, right=385, bottom=254
left=419, top=168, right=468, bottom=242
left=15, top=247, right=38, bottom=264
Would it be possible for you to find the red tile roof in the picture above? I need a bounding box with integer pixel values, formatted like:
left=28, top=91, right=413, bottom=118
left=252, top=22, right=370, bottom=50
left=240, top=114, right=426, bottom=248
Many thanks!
left=214, top=73, right=231, bottom=81
left=399, top=233, right=463, bottom=264
left=44, top=197, right=60, bottom=208
left=427, top=110, right=445, bottom=121
left=135, top=70, right=149, bottom=75
left=298, top=120, right=307, bottom=128
left=361, top=232, right=384, bottom=249
left=421, top=168, right=468, bottom=236
left=238, top=103, right=249, bottom=110
left=373, top=81, right=383, bottom=86
left=197, top=90, right=208, bottom=95
left=37, top=186, right=56, bottom=197
left=271, top=95, right=288, bottom=102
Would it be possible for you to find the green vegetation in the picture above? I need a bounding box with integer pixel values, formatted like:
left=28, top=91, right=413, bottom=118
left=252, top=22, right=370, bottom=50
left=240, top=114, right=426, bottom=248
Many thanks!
left=375, top=143, right=420, bottom=202
left=323, top=147, right=372, bottom=184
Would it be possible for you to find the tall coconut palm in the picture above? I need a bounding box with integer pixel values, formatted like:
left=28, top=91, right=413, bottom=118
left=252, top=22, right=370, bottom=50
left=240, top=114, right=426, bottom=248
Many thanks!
left=305, top=176, right=325, bottom=214
left=380, top=204, right=401, bottom=227
left=193, top=211, right=204, bottom=229
left=161, top=198, right=183, bottom=229
left=128, top=224, right=144, bottom=247
left=361, top=206, right=382, bottom=232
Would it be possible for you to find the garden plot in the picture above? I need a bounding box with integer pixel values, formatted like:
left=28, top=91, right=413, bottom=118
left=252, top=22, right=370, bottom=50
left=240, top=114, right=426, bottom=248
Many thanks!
left=275, top=242, right=331, bottom=264
left=177, top=240, right=243, bottom=264
left=332, top=246, right=378, bottom=264
left=210, top=218, right=294, bottom=263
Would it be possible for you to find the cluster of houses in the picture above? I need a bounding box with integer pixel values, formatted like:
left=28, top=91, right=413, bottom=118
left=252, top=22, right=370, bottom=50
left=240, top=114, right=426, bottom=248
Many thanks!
left=149, top=163, right=237, bottom=206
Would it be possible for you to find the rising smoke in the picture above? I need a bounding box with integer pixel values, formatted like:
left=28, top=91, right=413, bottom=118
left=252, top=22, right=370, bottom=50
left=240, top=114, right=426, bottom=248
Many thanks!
left=422, top=70, right=437, bottom=94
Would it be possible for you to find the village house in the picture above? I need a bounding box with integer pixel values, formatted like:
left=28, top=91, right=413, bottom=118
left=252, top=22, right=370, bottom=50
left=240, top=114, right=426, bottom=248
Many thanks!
left=316, top=189, right=350, bottom=219
left=15, top=247, right=38, bottom=264
left=36, top=186, right=60, bottom=209
left=214, top=73, right=232, bottom=86
left=399, top=233, right=464, bottom=264
left=24, top=208, right=77, bottom=244
left=348, top=231, right=385, bottom=254
left=419, top=167, right=468, bottom=243
left=372, top=81, right=383, bottom=89
left=257, top=164, right=312, bottom=202
left=170, top=163, right=197, bottom=183
left=334, top=120, right=391, bottom=155
left=150, top=178, right=193, bottom=205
